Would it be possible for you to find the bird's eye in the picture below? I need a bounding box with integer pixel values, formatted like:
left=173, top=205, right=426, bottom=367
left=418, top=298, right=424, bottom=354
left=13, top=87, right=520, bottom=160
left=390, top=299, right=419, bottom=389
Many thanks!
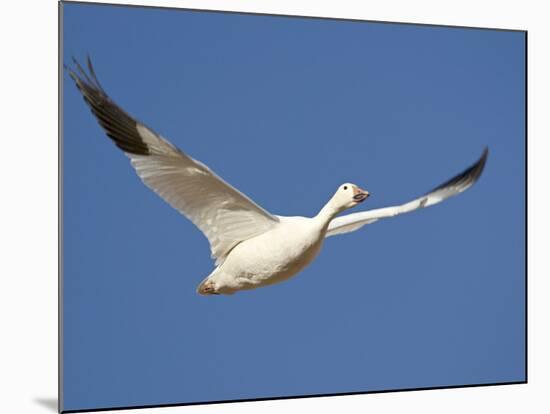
left=343, top=186, right=348, bottom=190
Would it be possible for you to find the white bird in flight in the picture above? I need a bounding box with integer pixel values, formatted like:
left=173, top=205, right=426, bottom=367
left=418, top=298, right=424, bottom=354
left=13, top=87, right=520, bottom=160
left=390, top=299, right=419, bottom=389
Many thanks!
left=67, top=58, right=488, bottom=296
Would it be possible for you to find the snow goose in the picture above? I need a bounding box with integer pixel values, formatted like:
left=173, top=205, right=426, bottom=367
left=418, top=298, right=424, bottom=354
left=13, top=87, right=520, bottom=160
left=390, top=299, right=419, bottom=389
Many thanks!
left=66, top=58, right=488, bottom=295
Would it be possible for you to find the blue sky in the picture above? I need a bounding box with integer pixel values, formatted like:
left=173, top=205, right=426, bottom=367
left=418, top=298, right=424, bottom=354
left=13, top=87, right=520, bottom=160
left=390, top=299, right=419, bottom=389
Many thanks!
left=62, top=2, right=525, bottom=411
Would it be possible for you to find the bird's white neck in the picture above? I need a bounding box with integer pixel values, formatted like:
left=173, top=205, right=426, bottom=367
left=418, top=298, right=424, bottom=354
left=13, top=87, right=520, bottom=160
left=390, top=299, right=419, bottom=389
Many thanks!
left=314, top=198, right=344, bottom=228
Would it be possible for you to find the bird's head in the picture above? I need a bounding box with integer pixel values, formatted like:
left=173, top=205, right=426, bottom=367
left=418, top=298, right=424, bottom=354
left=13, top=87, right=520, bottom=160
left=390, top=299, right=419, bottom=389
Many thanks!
left=331, top=183, right=370, bottom=212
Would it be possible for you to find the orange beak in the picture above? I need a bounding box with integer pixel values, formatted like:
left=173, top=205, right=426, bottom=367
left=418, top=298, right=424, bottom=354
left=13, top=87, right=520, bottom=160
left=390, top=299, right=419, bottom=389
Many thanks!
left=353, top=186, right=370, bottom=203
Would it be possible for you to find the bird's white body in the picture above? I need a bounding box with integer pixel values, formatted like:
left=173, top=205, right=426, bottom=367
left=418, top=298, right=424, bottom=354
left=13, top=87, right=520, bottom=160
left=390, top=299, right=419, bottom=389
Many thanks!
left=202, top=216, right=328, bottom=294
left=68, top=58, right=488, bottom=296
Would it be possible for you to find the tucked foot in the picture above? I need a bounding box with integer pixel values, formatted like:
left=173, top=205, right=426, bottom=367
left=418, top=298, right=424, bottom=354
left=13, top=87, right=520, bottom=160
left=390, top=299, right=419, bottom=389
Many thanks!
left=197, top=279, right=219, bottom=295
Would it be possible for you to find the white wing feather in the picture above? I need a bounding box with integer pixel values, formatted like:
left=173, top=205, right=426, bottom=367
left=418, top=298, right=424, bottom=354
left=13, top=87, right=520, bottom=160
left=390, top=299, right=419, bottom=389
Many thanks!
left=326, top=148, right=488, bottom=237
left=68, top=58, right=278, bottom=264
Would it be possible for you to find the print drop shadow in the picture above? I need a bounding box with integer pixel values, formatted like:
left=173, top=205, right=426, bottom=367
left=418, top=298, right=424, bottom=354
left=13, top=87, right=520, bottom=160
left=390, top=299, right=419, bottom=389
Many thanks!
left=33, top=397, right=57, bottom=412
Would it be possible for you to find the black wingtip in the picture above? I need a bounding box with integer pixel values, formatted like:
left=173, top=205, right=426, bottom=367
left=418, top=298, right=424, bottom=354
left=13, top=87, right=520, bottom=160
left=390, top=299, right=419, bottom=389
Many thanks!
left=426, top=146, right=489, bottom=196
left=85, top=54, right=105, bottom=91
left=459, top=146, right=489, bottom=184
left=473, top=146, right=489, bottom=181
left=481, top=146, right=489, bottom=162
left=66, top=56, right=151, bottom=156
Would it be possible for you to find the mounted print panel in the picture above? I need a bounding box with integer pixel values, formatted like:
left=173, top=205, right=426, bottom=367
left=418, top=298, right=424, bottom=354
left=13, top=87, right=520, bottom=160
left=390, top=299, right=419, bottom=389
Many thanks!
left=60, top=1, right=526, bottom=412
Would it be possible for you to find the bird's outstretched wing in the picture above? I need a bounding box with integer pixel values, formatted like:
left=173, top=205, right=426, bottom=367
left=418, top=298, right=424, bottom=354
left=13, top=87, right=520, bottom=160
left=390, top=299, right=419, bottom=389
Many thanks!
left=326, top=148, right=488, bottom=237
left=67, top=57, right=279, bottom=265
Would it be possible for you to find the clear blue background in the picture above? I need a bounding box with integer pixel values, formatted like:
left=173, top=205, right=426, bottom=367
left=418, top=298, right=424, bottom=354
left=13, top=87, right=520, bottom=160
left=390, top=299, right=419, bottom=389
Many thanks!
left=62, top=2, right=525, bottom=411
